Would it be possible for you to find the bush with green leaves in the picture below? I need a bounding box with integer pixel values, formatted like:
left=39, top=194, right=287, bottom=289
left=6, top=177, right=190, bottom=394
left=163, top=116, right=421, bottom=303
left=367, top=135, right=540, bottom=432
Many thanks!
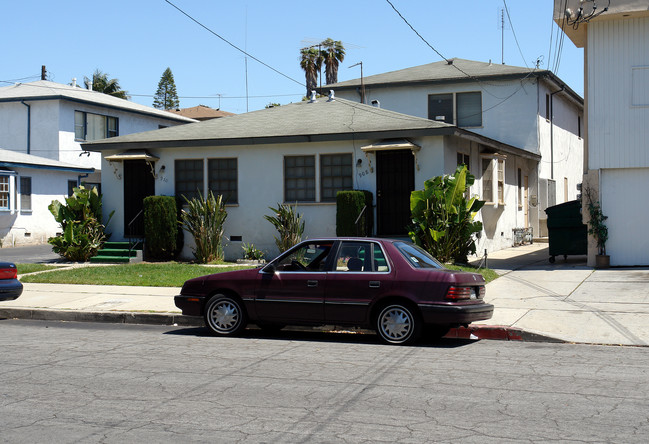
left=409, top=165, right=485, bottom=263
left=264, top=203, right=304, bottom=253
left=336, top=190, right=373, bottom=236
left=144, top=195, right=178, bottom=260
left=242, top=243, right=265, bottom=261
left=179, top=191, right=227, bottom=263
left=48, top=186, right=113, bottom=262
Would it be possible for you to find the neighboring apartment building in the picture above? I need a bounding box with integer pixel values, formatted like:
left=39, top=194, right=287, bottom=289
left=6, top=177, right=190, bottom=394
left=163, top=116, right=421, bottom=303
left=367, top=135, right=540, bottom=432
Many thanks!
left=330, top=58, right=584, bottom=252
left=0, top=80, right=195, bottom=246
left=554, top=0, right=649, bottom=266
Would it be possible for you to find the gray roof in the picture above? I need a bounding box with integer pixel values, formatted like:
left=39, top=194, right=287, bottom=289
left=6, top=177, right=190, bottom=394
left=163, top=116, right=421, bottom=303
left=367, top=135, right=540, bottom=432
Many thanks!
left=328, top=58, right=583, bottom=105
left=0, top=148, right=94, bottom=173
left=0, top=81, right=196, bottom=123
left=83, top=97, right=456, bottom=150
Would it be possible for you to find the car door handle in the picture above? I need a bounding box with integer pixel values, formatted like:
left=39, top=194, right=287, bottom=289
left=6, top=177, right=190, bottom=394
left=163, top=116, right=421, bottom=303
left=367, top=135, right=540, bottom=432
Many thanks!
left=307, top=280, right=318, bottom=288
left=369, top=281, right=380, bottom=288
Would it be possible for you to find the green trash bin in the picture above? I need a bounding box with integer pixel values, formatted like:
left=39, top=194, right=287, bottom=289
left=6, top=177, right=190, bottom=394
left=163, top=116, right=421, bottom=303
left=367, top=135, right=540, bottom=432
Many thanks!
left=545, top=200, right=587, bottom=263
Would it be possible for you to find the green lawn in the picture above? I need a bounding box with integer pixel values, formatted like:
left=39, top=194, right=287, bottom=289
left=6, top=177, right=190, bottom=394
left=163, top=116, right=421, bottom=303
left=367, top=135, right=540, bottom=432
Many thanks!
left=16, top=264, right=60, bottom=275
left=445, top=264, right=499, bottom=283
left=19, top=263, right=254, bottom=287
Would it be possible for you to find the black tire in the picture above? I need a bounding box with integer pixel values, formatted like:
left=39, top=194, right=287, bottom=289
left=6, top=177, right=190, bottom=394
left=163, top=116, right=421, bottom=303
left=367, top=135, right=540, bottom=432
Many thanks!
left=549, top=256, right=556, bottom=263
left=204, top=294, right=247, bottom=336
left=375, top=303, right=422, bottom=345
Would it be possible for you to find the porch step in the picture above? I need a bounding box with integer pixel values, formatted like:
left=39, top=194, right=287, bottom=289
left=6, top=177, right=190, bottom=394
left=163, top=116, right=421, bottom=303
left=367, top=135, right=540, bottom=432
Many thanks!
left=90, top=241, right=143, bottom=264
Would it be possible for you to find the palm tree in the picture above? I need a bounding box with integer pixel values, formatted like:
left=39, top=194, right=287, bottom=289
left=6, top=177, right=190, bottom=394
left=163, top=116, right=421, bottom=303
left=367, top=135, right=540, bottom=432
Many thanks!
left=84, top=69, right=128, bottom=99
left=299, top=47, right=322, bottom=97
left=321, top=38, right=345, bottom=85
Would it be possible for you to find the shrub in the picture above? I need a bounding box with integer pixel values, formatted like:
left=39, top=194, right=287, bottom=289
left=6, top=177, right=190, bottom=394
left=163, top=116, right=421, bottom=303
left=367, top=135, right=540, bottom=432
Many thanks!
left=409, top=165, right=485, bottom=263
left=144, top=196, right=178, bottom=260
left=264, top=204, right=304, bottom=253
left=336, top=190, right=373, bottom=236
left=48, top=186, right=113, bottom=262
left=242, top=243, right=265, bottom=261
left=179, top=191, right=228, bottom=263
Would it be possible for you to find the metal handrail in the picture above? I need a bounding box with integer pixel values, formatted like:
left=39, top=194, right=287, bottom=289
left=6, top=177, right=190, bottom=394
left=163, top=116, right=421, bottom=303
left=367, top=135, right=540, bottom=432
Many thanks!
left=126, top=209, right=144, bottom=252
left=355, top=205, right=367, bottom=236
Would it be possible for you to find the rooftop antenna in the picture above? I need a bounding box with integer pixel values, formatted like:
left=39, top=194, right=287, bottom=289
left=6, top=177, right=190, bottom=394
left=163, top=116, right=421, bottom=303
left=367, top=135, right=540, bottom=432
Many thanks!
left=244, top=7, right=249, bottom=112
left=349, top=62, right=364, bottom=104
left=497, top=7, right=510, bottom=64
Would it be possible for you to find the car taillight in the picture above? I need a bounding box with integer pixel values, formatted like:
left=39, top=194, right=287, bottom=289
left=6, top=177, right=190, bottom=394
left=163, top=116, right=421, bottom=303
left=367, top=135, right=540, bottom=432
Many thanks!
left=0, top=267, right=17, bottom=279
left=446, top=286, right=484, bottom=301
left=446, top=286, right=472, bottom=300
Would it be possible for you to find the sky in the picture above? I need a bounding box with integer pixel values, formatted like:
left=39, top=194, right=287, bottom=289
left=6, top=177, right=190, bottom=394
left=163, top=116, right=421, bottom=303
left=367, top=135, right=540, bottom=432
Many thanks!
left=2, top=0, right=583, bottom=114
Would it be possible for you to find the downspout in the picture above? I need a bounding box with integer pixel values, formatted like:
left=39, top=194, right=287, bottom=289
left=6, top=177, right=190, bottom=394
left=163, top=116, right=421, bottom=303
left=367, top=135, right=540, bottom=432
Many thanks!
left=77, top=173, right=89, bottom=187
left=21, top=100, right=31, bottom=154
left=549, top=86, right=565, bottom=180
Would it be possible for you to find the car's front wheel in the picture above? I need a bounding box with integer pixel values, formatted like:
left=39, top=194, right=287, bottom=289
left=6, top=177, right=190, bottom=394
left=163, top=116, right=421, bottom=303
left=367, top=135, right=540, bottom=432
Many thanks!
left=375, top=303, right=421, bottom=345
left=204, top=294, right=247, bottom=336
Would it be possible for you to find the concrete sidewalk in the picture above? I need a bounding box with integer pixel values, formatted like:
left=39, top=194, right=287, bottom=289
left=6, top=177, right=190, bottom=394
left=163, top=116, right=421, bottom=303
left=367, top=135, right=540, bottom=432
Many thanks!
left=1, top=244, right=648, bottom=346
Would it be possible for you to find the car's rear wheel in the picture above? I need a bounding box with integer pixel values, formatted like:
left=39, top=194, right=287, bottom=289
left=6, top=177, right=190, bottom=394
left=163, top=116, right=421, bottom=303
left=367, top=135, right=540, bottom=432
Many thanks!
left=375, top=303, right=421, bottom=345
left=204, top=294, right=247, bottom=336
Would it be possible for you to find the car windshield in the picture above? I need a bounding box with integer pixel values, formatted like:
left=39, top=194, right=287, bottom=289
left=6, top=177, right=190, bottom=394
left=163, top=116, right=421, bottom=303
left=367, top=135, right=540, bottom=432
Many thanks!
left=394, top=242, right=444, bottom=269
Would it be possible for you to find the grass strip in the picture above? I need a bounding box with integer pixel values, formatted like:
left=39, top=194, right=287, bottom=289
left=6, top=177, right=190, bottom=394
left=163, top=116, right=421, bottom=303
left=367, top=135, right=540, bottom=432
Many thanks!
left=19, top=263, right=253, bottom=287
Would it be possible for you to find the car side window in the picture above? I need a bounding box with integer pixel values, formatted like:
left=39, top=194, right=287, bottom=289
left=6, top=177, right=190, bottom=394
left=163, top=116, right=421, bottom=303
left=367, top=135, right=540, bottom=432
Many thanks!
left=275, top=242, right=332, bottom=272
left=334, top=241, right=386, bottom=272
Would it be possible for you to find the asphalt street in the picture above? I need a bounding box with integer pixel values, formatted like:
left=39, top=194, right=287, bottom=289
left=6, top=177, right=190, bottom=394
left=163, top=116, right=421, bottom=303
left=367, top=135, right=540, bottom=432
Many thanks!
left=1, top=319, right=648, bottom=443
left=0, top=244, right=61, bottom=263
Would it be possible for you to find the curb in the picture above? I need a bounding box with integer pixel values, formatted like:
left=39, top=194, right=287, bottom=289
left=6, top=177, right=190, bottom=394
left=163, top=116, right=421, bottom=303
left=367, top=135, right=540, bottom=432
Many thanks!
left=0, top=307, right=563, bottom=343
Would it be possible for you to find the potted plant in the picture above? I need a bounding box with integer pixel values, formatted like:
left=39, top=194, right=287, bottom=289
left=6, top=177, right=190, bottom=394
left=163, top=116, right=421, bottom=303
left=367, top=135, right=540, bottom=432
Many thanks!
left=585, top=189, right=609, bottom=268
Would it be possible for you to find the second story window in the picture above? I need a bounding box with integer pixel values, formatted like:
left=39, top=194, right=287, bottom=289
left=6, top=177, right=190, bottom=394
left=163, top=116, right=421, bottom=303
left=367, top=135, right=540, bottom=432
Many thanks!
left=428, top=92, right=482, bottom=128
left=74, top=111, right=118, bottom=141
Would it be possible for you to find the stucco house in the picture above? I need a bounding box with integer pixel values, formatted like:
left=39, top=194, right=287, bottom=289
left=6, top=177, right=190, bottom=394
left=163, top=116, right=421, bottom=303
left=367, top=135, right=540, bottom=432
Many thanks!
left=84, top=94, right=539, bottom=261
left=554, top=0, right=649, bottom=266
left=0, top=148, right=94, bottom=247
left=0, top=80, right=195, bottom=246
left=329, top=58, right=584, bottom=249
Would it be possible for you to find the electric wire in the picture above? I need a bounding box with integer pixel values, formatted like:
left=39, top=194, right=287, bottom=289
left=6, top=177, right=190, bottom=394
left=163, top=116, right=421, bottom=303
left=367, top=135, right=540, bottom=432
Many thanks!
left=502, top=0, right=528, bottom=68
left=164, top=0, right=304, bottom=88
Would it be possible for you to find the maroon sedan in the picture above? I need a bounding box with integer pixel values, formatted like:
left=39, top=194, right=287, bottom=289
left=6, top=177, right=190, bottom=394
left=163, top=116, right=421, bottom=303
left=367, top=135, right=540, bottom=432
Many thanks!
left=175, top=238, right=493, bottom=345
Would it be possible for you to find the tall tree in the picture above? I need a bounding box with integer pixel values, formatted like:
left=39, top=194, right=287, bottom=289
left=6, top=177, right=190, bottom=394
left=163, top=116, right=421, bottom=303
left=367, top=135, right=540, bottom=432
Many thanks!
left=299, top=47, right=322, bottom=97
left=321, top=38, right=345, bottom=85
left=153, top=67, right=180, bottom=110
left=84, top=69, right=128, bottom=99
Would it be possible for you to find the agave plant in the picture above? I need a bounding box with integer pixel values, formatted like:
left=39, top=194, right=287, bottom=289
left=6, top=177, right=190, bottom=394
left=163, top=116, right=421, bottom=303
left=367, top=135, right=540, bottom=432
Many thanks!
left=409, top=165, right=485, bottom=263
left=179, top=191, right=228, bottom=263
left=264, top=204, right=305, bottom=253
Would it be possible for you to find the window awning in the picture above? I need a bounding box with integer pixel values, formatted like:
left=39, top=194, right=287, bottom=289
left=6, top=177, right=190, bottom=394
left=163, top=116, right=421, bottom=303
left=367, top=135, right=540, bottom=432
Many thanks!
left=105, top=150, right=159, bottom=162
left=360, top=139, right=421, bottom=153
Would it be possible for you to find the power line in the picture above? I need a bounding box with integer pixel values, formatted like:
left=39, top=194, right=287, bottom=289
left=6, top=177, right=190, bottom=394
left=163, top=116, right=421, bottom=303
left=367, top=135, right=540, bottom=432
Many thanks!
left=164, top=0, right=304, bottom=87
left=502, top=0, right=528, bottom=69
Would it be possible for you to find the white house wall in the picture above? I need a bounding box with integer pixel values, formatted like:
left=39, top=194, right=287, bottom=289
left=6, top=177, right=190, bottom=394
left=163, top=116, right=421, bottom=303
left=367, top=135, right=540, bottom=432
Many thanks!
left=588, top=16, right=649, bottom=170
left=0, top=168, right=80, bottom=247
left=336, top=79, right=542, bottom=152
left=0, top=100, right=60, bottom=159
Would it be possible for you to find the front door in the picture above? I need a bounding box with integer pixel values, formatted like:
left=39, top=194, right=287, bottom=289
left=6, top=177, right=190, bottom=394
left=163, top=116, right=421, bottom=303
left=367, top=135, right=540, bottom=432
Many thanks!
left=376, top=150, right=415, bottom=236
left=123, top=160, right=155, bottom=237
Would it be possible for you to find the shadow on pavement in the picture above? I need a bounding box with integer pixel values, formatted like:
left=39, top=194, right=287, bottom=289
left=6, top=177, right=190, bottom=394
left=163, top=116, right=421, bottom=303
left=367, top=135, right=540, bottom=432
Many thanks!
left=164, top=325, right=477, bottom=349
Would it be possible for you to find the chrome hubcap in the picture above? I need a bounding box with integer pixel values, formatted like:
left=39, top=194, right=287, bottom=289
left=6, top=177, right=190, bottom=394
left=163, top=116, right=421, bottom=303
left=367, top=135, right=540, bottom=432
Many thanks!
left=380, top=306, right=412, bottom=341
left=209, top=301, right=239, bottom=332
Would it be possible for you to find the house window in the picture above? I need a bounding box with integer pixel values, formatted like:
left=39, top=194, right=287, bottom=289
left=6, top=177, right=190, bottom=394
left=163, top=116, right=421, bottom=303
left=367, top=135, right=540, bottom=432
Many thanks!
left=428, top=94, right=453, bottom=124
left=284, top=155, right=315, bottom=202
left=457, top=92, right=482, bottom=127
left=0, top=176, right=9, bottom=210
left=320, top=154, right=353, bottom=202
left=578, top=115, right=582, bottom=138
left=74, top=111, right=118, bottom=141
left=175, top=159, right=204, bottom=200
left=20, top=177, right=31, bottom=211
left=208, top=158, right=238, bottom=204
left=482, top=156, right=505, bottom=205
left=545, top=94, right=551, bottom=120
left=428, top=92, right=482, bottom=127
left=457, top=152, right=470, bottom=167
left=68, top=180, right=77, bottom=197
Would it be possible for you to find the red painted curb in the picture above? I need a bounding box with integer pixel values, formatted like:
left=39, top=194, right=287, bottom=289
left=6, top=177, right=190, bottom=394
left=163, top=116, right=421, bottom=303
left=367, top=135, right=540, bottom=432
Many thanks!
left=446, top=325, right=524, bottom=341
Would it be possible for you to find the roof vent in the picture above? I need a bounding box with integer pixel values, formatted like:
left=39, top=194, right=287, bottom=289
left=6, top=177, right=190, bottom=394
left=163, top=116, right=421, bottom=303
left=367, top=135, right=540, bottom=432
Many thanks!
left=371, top=99, right=380, bottom=108
left=308, top=90, right=317, bottom=103
left=447, top=59, right=454, bottom=65
left=327, top=90, right=335, bottom=102
left=71, top=78, right=77, bottom=87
